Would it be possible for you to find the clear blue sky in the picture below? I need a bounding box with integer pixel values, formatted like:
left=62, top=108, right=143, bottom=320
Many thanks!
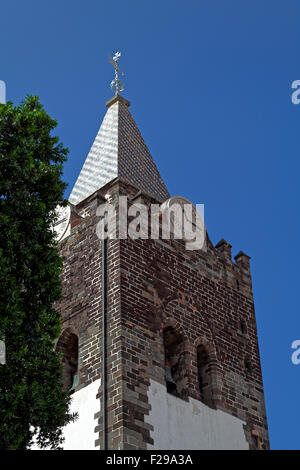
left=1, top=0, right=299, bottom=450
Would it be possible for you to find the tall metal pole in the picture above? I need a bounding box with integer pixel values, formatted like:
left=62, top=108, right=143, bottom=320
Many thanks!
left=102, top=238, right=108, bottom=449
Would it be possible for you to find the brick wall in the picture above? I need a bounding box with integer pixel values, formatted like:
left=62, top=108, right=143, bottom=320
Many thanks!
left=56, top=179, right=269, bottom=450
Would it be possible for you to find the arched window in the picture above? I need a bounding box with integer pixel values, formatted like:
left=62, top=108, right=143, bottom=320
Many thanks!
left=251, top=430, right=264, bottom=449
left=197, top=344, right=213, bottom=406
left=240, top=319, right=247, bottom=335
left=163, top=326, right=187, bottom=398
left=56, top=331, right=79, bottom=394
left=244, top=358, right=252, bottom=376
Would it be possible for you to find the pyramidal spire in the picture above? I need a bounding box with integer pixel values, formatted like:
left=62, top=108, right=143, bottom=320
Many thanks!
left=69, top=53, right=169, bottom=205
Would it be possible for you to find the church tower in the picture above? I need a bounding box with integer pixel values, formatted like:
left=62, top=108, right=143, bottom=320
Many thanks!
left=55, top=54, right=269, bottom=450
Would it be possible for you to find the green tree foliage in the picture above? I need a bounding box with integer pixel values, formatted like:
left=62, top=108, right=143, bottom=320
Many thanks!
left=0, top=96, right=76, bottom=449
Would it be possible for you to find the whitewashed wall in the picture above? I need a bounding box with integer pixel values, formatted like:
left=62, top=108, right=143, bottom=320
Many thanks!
left=146, top=380, right=249, bottom=450
left=32, top=378, right=100, bottom=450
left=63, top=378, right=100, bottom=450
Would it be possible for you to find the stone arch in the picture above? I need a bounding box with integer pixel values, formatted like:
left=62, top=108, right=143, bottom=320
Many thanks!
left=162, top=322, right=190, bottom=399
left=56, top=327, right=79, bottom=393
left=160, top=297, right=223, bottom=404
left=193, top=336, right=222, bottom=409
left=244, top=354, right=253, bottom=376
left=161, top=303, right=193, bottom=400
left=56, top=326, right=79, bottom=350
left=193, top=335, right=217, bottom=358
left=161, top=316, right=187, bottom=340
left=162, top=297, right=216, bottom=351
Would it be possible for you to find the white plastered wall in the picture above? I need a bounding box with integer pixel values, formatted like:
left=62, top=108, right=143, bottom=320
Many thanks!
left=63, top=378, right=101, bottom=450
left=32, top=378, right=100, bottom=450
left=145, top=380, right=249, bottom=450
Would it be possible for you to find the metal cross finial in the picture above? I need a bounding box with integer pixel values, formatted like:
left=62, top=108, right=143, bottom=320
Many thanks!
left=109, top=51, right=124, bottom=96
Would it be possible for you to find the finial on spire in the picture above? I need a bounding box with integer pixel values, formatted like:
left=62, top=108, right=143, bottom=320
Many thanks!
left=109, top=51, right=124, bottom=96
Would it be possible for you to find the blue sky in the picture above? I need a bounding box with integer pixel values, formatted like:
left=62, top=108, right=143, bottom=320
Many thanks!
left=1, top=0, right=299, bottom=449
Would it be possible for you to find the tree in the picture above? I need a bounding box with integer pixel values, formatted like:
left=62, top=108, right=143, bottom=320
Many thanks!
left=0, top=95, right=76, bottom=449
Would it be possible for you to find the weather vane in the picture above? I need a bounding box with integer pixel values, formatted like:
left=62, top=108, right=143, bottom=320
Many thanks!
left=109, top=51, right=124, bottom=96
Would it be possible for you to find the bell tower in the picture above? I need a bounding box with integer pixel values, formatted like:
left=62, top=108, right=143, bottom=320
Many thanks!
left=55, top=54, right=269, bottom=450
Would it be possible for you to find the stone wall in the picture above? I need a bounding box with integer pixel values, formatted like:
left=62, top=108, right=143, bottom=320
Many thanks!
left=55, top=179, right=269, bottom=450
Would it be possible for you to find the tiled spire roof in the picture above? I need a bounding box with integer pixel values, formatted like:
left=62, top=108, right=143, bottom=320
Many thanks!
left=69, top=95, right=170, bottom=205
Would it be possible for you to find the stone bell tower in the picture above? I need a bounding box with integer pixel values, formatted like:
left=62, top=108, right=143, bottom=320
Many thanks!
left=54, top=55, right=269, bottom=450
